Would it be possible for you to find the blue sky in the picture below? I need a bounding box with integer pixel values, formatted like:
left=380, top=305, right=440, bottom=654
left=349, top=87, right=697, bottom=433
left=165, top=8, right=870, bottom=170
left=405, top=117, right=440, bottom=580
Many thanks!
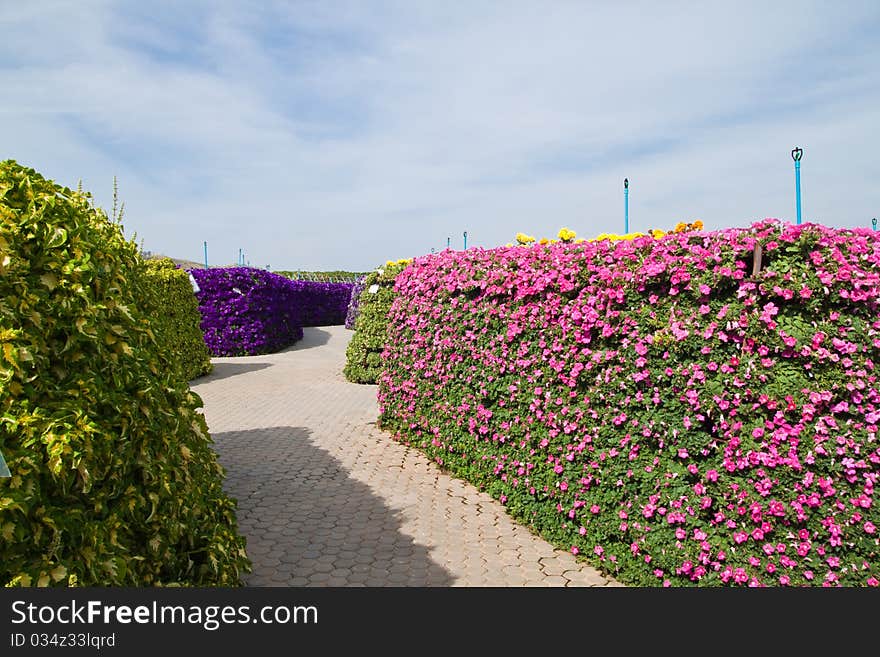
left=2, top=1, right=878, bottom=271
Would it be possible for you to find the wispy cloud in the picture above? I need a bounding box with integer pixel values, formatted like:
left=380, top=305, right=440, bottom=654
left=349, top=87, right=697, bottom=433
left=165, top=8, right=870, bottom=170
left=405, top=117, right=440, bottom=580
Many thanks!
left=2, top=0, right=878, bottom=270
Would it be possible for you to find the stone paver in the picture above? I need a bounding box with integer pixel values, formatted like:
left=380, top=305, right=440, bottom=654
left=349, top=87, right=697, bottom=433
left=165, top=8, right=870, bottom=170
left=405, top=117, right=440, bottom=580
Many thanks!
left=191, top=326, right=623, bottom=587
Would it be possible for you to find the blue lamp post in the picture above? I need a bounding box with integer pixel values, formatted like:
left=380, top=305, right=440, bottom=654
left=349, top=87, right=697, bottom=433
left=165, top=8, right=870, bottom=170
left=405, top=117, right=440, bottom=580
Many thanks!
left=203, top=241, right=208, bottom=269
left=873, top=218, right=877, bottom=231
left=463, top=231, right=468, bottom=250
left=624, top=178, right=629, bottom=234
left=791, top=146, right=803, bottom=225
left=447, top=236, right=451, bottom=249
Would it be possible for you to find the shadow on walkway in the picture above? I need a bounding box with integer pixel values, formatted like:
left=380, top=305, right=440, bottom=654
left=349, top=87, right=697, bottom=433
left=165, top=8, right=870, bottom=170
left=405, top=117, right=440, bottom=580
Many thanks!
left=213, top=426, right=453, bottom=586
left=194, top=361, right=272, bottom=383
left=284, top=327, right=333, bottom=351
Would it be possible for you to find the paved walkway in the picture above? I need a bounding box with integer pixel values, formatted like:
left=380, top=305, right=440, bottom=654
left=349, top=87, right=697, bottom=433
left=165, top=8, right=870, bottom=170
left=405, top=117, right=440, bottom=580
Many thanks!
left=191, top=326, right=622, bottom=587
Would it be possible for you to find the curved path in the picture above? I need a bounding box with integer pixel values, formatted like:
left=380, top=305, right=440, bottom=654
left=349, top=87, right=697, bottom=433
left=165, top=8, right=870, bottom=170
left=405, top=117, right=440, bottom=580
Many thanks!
left=191, top=326, right=623, bottom=587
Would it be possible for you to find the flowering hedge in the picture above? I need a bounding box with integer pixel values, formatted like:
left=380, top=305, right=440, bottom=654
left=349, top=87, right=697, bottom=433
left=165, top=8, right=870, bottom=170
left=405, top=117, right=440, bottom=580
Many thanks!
left=290, top=280, right=355, bottom=327
left=190, top=267, right=304, bottom=356
left=378, top=219, right=880, bottom=587
left=345, top=275, right=368, bottom=330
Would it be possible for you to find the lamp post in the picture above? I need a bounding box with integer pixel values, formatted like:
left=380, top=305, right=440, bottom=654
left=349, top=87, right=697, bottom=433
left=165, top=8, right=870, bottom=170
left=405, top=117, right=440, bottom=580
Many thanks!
left=447, top=236, right=451, bottom=249
left=873, top=218, right=877, bottom=231
left=791, top=146, right=803, bottom=225
left=624, top=178, right=629, bottom=234
left=203, top=241, right=208, bottom=269
left=463, top=231, right=468, bottom=250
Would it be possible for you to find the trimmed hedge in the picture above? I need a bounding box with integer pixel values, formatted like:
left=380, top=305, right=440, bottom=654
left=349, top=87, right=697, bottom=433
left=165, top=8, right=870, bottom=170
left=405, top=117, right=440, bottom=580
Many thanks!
left=189, top=267, right=304, bottom=357
left=0, top=160, right=250, bottom=586
left=343, top=262, right=408, bottom=384
left=378, top=220, right=880, bottom=587
left=141, top=258, right=212, bottom=380
left=291, top=280, right=355, bottom=327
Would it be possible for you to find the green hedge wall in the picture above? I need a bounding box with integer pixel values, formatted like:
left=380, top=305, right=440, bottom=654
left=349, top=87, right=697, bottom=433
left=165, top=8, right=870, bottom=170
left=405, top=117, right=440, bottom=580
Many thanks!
left=343, top=261, right=408, bottom=384
left=0, top=160, right=250, bottom=586
left=141, top=258, right=212, bottom=381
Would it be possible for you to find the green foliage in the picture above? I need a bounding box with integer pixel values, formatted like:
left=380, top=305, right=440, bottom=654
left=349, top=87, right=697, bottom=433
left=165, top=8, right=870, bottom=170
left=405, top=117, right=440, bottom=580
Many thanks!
left=275, top=270, right=367, bottom=282
left=343, top=263, right=408, bottom=384
left=139, top=259, right=212, bottom=381
left=0, top=160, right=250, bottom=586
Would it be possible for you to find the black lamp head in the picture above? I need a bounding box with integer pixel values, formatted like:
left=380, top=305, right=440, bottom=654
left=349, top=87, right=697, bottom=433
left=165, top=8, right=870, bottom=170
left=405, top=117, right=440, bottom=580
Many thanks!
left=791, top=146, right=803, bottom=162
left=624, top=178, right=629, bottom=189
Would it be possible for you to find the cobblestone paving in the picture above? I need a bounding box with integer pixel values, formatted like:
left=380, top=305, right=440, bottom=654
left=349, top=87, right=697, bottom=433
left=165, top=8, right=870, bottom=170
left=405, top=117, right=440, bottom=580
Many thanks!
left=191, top=326, right=624, bottom=587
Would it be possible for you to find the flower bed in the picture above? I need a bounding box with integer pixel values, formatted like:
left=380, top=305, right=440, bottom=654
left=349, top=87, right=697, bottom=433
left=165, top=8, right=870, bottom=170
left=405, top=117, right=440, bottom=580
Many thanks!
left=377, top=219, right=880, bottom=587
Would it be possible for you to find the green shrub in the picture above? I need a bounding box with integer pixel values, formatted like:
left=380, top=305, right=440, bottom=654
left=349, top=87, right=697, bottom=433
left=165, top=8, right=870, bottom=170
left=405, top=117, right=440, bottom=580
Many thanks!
left=343, top=261, right=409, bottom=384
left=140, top=259, right=212, bottom=381
left=0, top=160, right=250, bottom=586
left=275, top=270, right=367, bottom=282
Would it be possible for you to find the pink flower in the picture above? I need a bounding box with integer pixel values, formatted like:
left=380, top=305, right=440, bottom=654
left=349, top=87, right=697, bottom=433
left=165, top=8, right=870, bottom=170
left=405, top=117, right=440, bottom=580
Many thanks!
left=579, top=526, right=587, bottom=535
left=779, top=575, right=790, bottom=585
left=864, top=521, right=876, bottom=534
left=571, top=546, right=579, bottom=555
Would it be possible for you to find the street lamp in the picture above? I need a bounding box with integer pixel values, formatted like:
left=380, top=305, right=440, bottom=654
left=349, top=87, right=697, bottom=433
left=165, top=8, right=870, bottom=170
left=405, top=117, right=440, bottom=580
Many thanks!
left=873, top=218, right=877, bottom=231
left=624, top=178, right=629, bottom=234
left=791, top=146, right=803, bottom=225
left=463, top=231, right=468, bottom=250
left=203, top=241, right=208, bottom=269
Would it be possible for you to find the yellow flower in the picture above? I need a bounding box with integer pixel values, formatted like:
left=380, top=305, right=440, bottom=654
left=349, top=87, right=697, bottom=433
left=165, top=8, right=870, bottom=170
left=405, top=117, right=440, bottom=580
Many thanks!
left=650, top=229, right=665, bottom=239
left=691, top=220, right=704, bottom=230
left=538, top=237, right=549, bottom=245
left=557, top=227, right=577, bottom=242
left=674, top=222, right=687, bottom=233
left=515, top=232, right=536, bottom=245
